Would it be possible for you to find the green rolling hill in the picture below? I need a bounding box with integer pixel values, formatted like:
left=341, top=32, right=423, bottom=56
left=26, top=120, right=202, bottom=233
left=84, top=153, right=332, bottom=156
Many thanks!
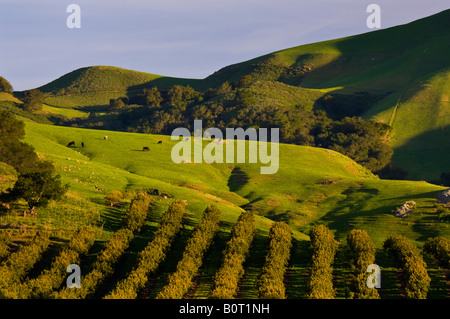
left=16, top=9, right=449, bottom=182
left=1, top=111, right=449, bottom=299
left=38, top=65, right=201, bottom=108
left=0, top=117, right=445, bottom=247
left=2, top=7, right=450, bottom=296
left=199, top=9, right=450, bottom=181
left=1, top=8, right=449, bottom=249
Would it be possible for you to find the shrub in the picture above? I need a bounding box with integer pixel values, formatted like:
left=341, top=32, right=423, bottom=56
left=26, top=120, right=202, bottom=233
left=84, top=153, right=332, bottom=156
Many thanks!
left=384, top=234, right=431, bottom=299
left=53, top=194, right=152, bottom=299
left=24, top=226, right=96, bottom=298
left=120, top=192, right=152, bottom=233
left=209, top=211, right=255, bottom=299
left=346, top=229, right=380, bottom=299
left=105, top=200, right=187, bottom=299
left=258, top=221, right=292, bottom=299
left=307, top=225, right=339, bottom=299
left=157, top=205, right=221, bottom=299
left=105, top=190, right=125, bottom=207
left=0, top=231, right=51, bottom=298
left=424, top=236, right=450, bottom=268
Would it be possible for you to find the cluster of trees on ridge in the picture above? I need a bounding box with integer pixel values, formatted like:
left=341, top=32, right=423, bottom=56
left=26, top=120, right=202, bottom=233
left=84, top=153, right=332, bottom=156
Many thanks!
left=3, top=74, right=450, bottom=181
left=0, top=74, right=394, bottom=175
left=106, top=79, right=394, bottom=174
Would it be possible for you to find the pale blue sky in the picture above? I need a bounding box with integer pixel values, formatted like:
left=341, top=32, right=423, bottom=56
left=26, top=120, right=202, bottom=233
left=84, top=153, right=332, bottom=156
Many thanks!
left=0, top=0, right=448, bottom=91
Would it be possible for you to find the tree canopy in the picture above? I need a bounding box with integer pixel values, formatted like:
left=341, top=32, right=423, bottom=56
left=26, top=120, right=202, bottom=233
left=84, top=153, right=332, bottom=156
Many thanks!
left=0, top=110, right=68, bottom=213
left=0, top=76, right=13, bottom=94
left=22, top=89, right=45, bottom=112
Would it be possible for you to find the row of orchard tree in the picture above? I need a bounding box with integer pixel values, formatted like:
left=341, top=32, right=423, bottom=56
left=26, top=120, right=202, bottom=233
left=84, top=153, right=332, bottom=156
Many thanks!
left=0, top=196, right=448, bottom=299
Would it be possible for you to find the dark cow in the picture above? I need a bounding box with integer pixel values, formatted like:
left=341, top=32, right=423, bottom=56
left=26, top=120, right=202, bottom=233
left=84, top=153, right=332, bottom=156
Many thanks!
left=157, top=140, right=162, bottom=144
left=143, top=146, right=150, bottom=151
left=81, top=142, right=85, bottom=148
left=67, top=141, right=75, bottom=147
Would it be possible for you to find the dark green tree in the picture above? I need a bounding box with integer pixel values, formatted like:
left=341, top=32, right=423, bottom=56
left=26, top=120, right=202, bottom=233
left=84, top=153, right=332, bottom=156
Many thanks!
left=315, top=117, right=392, bottom=172
left=142, top=87, right=163, bottom=108
left=235, top=89, right=256, bottom=108
left=0, top=76, right=13, bottom=93
left=109, top=98, right=126, bottom=110
left=217, top=81, right=232, bottom=94
left=238, top=74, right=253, bottom=87
left=0, top=110, right=52, bottom=174
left=22, top=89, right=45, bottom=112
left=8, top=171, right=68, bottom=215
left=167, top=85, right=200, bottom=110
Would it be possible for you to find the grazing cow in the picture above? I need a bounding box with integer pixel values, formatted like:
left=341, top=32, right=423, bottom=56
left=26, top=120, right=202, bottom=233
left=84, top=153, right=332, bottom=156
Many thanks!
left=67, top=141, right=75, bottom=147
left=143, top=146, right=150, bottom=151
left=157, top=140, right=162, bottom=144
left=81, top=142, right=85, bottom=148
left=104, top=136, right=108, bottom=140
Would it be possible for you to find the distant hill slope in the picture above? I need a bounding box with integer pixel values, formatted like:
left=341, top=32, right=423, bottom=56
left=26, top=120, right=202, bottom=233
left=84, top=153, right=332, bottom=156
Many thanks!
left=20, top=9, right=450, bottom=181
left=202, top=9, right=450, bottom=91
left=199, top=9, right=450, bottom=180
left=37, top=66, right=201, bottom=107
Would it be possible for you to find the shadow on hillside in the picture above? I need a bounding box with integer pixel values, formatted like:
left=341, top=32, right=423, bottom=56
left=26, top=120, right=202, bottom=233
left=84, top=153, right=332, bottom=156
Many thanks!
left=319, top=186, right=444, bottom=242
left=312, top=89, right=390, bottom=120
left=237, top=229, right=269, bottom=299
left=285, top=239, right=311, bottom=299
left=227, top=166, right=249, bottom=192
left=298, top=10, right=449, bottom=91
left=75, top=105, right=110, bottom=113
left=390, top=124, right=450, bottom=182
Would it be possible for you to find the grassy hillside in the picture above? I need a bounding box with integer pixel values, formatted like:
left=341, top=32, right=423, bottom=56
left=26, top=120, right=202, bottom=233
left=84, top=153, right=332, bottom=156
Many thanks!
left=9, top=118, right=446, bottom=247
left=198, top=9, right=450, bottom=181
left=1, top=9, right=450, bottom=301
left=202, top=9, right=450, bottom=92
left=367, top=69, right=450, bottom=180
left=1, top=112, right=448, bottom=299
left=25, top=9, right=450, bottom=182
left=38, top=66, right=201, bottom=108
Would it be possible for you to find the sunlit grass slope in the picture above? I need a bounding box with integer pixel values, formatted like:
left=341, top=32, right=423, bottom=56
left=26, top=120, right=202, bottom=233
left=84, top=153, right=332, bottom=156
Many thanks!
left=18, top=120, right=448, bottom=246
